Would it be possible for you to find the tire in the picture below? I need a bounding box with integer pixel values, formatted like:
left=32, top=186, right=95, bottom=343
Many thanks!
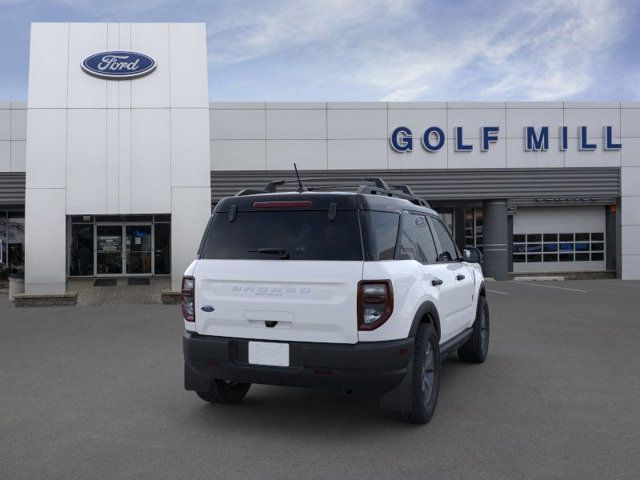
left=398, top=323, right=441, bottom=424
left=196, top=380, right=251, bottom=404
left=458, top=295, right=490, bottom=364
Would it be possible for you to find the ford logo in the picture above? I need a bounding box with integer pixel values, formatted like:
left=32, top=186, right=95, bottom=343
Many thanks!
left=81, top=51, right=156, bottom=79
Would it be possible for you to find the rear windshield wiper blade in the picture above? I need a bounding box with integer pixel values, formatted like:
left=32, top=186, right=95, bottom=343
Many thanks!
left=248, top=247, right=290, bottom=259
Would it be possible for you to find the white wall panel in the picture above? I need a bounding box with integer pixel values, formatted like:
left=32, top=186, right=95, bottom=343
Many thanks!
left=171, top=186, right=211, bottom=290
left=131, top=23, right=170, bottom=108
left=266, top=110, right=326, bottom=139
left=28, top=23, right=69, bottom=108
left=564, top=145, right=620, bottom=168
left=621, top=166, right=640, bottom=196
left=387, top=108, right=446, bottom=137
left=621, top=226, right=640, bottom=255
left=117, top=23, right=132, bottom=109
left=447, top=108, right=506, bottom=139
left=66, top=109, right=107, bottom=214
left=266, top=140, right=327, bottom=170
left=10, top=109, right=27, bottom=140
left=621, top=108, right=640, bottom=138
left=210, top=109, right=265, bottom=139
left=118, top=109, right=132, bottom=213
left=211, top=140, right=266, bottom=170
left=106, top=23, right=119, bottom=109
left=0, top=142, right=9, bottom=171
left=170, top=23, right=208, bottom=107
left=388, top=141, right=447, bottom=170
left=448, top=140, right=506, bottom=169
left=506, top=108, right=563, bottom=138
left=328, top=110, right=387, bottom=139
left=25, top=188, right=66, bottom=294
left=130, top=108, right=171, bottom=212
left=171, top=108, right=211, bottom=187
left=621, top=138, right=640, bottom=167
left=622, top=254, right=640, bottom=279
left=67, top=23, right=107, bottom=108
left=0, top=110, right=9, bottom=140
left=25, top=109, right=67, bottom=189
left=328, top=102, right=385, bottom=109
left=563, top=108, right=621, bottom=138
left=328, top=140, right=387, bottom=169
left=11, top=141, right=26, bottom=172
left=506, top=138, right=564, bottom=168
left=106, top=109, right=119, bottom=212
left=621, top=196, right=640, bottom=226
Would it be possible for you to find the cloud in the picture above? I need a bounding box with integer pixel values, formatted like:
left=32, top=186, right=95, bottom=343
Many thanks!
left=206, top=0, right=627, bottom=101
left=208, top=0, right=416, bottom=64
left=372, top=0, right=624, bottom=101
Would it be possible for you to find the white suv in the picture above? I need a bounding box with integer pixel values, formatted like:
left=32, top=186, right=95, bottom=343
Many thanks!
left=182, top=178, right=489, bottom=424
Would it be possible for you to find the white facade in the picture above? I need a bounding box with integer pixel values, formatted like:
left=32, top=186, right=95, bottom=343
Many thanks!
left=0, top=101, right=27, bottom=172
left=1, top=22, right=639, bottom=289
left=208, top=102, right=640, bottom=279
left=24, top=23, right=211, bottom=293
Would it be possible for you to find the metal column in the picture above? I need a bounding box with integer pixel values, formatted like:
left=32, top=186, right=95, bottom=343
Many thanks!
left=482, top=199, right=509, bottom=281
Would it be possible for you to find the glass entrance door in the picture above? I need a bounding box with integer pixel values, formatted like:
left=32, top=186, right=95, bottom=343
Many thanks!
left=125, top=225, right=152, bottom=275
left=96, top=225, right=123, bottom=275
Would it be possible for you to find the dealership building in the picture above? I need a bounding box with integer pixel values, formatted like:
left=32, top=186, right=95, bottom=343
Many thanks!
left=1, top=22, right=639, bottom=296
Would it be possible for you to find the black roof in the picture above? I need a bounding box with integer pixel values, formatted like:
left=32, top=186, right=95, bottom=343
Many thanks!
left=214, top=191, right=437, bottom=215
left=214, top=176, right=435, bottom=215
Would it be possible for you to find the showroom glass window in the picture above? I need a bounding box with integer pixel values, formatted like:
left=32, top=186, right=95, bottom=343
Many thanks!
left=0, top=211, right=25, bottom=275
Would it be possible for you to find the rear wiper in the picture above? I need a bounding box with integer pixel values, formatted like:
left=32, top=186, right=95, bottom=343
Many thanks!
left=248, top=247, right=290, bottom=259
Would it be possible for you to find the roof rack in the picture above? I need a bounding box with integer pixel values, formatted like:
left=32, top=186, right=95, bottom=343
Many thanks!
left=234, top=176, right=430, bottom=208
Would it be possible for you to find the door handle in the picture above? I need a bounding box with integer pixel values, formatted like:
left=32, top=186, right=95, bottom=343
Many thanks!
left=456, top=274, right=465, bottom=281
left=431, top=278, right=443, bottom=286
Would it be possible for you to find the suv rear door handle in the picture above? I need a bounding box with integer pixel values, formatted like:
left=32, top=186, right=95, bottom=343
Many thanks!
left=456, top=274, right=465, bottom=281
left=431, top=278, right=443, bottom=286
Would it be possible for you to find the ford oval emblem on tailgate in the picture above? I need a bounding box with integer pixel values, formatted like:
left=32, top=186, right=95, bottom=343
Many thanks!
left=201, top=305, right=215, bottom=312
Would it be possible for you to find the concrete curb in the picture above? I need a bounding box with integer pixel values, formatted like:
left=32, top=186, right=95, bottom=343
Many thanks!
left=161, top=291, right=181, bottom=305
left=513, top=276, right=565, bottom=282
left=14, top=292, right=78, bottom=307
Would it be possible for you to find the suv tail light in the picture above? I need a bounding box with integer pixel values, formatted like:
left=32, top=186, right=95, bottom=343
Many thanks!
left=357, top=280, right=393, bottom=330
left=181, top=276, right=195, bottom=322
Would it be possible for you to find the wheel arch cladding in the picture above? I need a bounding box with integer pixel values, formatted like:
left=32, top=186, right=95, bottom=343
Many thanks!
left=409, top=302, right=441, bottom=339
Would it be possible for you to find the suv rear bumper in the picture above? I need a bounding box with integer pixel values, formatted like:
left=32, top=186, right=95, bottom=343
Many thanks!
left=183, top=331, right=413, bottom=395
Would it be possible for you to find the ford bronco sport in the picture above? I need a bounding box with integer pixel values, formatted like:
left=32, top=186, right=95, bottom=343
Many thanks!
left=182, top=178, right=489, bottom=424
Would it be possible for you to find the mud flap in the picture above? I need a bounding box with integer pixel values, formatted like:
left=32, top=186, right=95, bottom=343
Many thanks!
left=379, top=356, right=414, bottom=412
left=184, top=363, right=210, bottom=392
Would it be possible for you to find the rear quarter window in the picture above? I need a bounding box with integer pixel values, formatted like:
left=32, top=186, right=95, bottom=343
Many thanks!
left=362, top=211, right=400, bottom=261
left=200, top=210, right=363, bottom=261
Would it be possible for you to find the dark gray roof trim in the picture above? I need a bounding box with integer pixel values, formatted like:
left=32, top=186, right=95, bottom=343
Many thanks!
left=0, top=173, right=26, bottom=207
left=211, top=168, right=620, bottom=204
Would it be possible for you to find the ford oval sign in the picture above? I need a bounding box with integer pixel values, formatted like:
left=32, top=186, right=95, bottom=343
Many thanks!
left=81, top=51, right=156, bottom=79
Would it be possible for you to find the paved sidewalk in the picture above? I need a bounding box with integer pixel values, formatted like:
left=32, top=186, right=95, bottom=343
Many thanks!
left=68, top=277, right=171, bottom=305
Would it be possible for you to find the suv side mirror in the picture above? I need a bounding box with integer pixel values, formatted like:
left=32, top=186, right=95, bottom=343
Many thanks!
left=462, top=247, right=483, bottom=264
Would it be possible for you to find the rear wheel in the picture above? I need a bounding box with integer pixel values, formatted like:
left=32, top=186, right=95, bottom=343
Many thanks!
left=458, top=295, right=490, bottom=364
left=196, top=379, right=251, bottom=404
left=398, top=322, right=441, bottom=424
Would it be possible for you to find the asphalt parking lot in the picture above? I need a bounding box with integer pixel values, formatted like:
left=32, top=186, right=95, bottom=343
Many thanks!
left=2, top=280, right=640, bottom=480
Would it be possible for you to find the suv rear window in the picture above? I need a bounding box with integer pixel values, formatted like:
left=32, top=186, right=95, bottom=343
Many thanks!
left=200, top=210, right=364, bottom=261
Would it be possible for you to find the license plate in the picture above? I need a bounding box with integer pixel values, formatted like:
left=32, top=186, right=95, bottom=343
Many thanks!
left=248, top=341, right=289, bottom=367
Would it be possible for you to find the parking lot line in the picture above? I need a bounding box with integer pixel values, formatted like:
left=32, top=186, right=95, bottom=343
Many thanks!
left=486, top=289, right=509, bottom=295
left=512, top=281, right=588, bottom=293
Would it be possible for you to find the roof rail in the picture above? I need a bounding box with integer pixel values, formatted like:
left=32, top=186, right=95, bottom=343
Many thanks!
left=234, top=176, right=430, bottom=207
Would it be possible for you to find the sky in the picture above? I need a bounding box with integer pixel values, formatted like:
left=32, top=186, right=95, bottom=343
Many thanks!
left=0, top=0, right=639, bottom=102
